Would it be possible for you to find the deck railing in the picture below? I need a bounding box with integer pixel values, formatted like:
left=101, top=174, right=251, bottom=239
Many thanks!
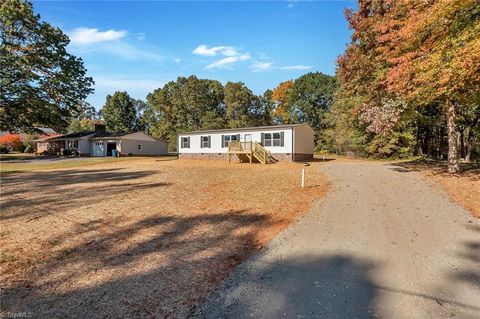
left=228, top=141, right=252, bottom=152
left=227, top=141, right=271, bottom=164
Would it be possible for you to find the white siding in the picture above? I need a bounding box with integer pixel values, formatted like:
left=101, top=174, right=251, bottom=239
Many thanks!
left=121, top=131, right=162, bottom=142
left=120, top=138, right=168, bottom=155
left=293, top=125, right=315, bottom=154
left=178, top=128, right=293, bottom=154
left=78, top=138, right=91, bottom=155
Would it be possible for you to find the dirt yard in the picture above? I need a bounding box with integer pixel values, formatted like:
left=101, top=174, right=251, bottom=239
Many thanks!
left=394, top=160, right=480, bottom=218
left=0, top=158, right=328, bottom=318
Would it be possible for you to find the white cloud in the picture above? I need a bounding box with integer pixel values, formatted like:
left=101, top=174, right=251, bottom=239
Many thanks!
left=194, top=44, right=250, bottom=69
left=251, top=61, right=273, bottom=72
left=174, top=58, right=182, bottom=63
left=287, top=0, right=298, bottom=9
left=69, top=27, right=127, bottom=46
left=137, top=32, right=146, bottom=41
left=68, top=27, right=164, bottom=63
left=280, top=65, right=311, bottom=70
left=206, top=54, right=251, bottom=69
left=192, top=44, right=238, bottom=57
left=75, top=41, right=164, bottom=63
left=94, top=77, right=164, bottom=91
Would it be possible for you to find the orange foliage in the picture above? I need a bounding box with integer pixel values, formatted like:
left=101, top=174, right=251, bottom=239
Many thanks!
left=0, top=134, right=23, bottom=150
left=271, top=80, right=294, bottom=124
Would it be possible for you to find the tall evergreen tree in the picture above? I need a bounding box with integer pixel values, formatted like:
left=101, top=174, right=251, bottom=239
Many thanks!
left=101, top=91, right=137, bottom=132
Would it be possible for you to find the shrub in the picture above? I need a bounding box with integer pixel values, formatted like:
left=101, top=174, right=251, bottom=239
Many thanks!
left=23, top=145, right=34, bottom=153
left=22, top=134, right=37, bottom=153
left=366, top=131, right=415, bottom=159
left=0, top=134, right=23, bottom=152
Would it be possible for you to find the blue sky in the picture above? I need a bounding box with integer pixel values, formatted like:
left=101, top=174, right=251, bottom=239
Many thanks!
left=33, top=1, right=354, bottom=110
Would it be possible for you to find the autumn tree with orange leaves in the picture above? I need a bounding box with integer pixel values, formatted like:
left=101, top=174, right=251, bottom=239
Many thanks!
left=271, top=80, right=294, bottom=124
left=0, top=133, right=23, bottom=152
left=337, top=0, right=480, bottom=172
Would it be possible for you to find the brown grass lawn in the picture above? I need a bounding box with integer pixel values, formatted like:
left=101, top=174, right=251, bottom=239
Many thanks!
left=0, top=158, right=328, bottom=318
left=394, top=160, right=480, bottom=218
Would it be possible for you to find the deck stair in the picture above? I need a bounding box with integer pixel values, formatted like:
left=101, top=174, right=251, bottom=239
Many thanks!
left=227, top=141, right=272, bottom=164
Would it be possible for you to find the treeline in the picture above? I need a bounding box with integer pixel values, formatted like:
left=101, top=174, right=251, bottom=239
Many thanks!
left=3, top=0, right=479, bottom=169
left=87, top=73, right=336, bottom=151
left=330, top=0, right=479, bottom=172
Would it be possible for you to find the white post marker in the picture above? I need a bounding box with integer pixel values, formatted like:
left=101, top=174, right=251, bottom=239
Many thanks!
left=302, top=168, right=305, bottom=188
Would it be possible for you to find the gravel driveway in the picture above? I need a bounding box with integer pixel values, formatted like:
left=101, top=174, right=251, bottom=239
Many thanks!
left=195, top=161, right=480, bottom=318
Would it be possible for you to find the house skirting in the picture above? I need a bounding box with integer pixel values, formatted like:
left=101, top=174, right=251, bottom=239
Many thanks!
left=178, top=153, right=313, bottom=162
left=178, top=153, right=229, bottom=160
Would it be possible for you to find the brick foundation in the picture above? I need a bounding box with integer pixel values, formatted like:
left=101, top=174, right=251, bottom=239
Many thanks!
left=178, top=153, right=229, bottom=160
left=178, top=152, right=313, bottom=162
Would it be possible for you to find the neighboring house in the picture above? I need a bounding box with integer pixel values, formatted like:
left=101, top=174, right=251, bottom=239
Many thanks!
left=36, top=125, right=168, bottom=156
left=1, top=128, right=59, bottom=153
left=178, top=124, right=314, bottom=162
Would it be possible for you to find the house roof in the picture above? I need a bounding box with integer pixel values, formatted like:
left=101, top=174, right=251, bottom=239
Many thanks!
left=178, top=123, right=310, bottom=135
left=36, top=131, right=95, bottom=141
left=36, top=127, right=57, bottom=134
left=89, top=131, right=129, bottom=139
left=36, top=130, right=167, bottom=143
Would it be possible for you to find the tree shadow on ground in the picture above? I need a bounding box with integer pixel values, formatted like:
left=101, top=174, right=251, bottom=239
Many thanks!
left=448, top=224, right=480, bottom=289
left=198, top=254, right=379, bottom=319
left=0, top=168, right=166, bottom=221
left=196, top=251, right=480, bottom=319
left=1, top=209, right=280, bottom=319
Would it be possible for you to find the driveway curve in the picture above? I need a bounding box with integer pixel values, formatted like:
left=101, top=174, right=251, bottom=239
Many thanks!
left=195, top=161, right=480, bottom=319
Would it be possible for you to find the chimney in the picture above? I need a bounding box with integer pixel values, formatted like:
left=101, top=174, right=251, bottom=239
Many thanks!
left=95, top=124, right=106, bottom=136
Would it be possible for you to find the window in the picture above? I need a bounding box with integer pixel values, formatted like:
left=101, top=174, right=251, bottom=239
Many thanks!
left=95, top=142, right=103, bottom=146
left=222, top=134, right=239, bottom=148
left=200, top=135, right=210, bottom=148
left=67, top=140, right=78, bottom=149
left=137, top=144, right=142, bottom=150
left=181, top=137, right=190, bottom=148
left=263, top=132, right=283, bottom=147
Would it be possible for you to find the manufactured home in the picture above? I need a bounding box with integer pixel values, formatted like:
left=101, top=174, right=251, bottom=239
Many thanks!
left=178, top=124, right=314, bottom=163
left=36, top=124, right=168, bottom=157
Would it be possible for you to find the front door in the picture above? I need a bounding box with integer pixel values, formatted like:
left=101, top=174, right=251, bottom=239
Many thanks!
left=106, top=142, right=117, bottom=156
left=244, top=134, right=252, bottom=150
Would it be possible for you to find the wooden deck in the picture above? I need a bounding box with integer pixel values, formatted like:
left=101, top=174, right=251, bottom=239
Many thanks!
left=227, top=141, right=272, bottom=164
